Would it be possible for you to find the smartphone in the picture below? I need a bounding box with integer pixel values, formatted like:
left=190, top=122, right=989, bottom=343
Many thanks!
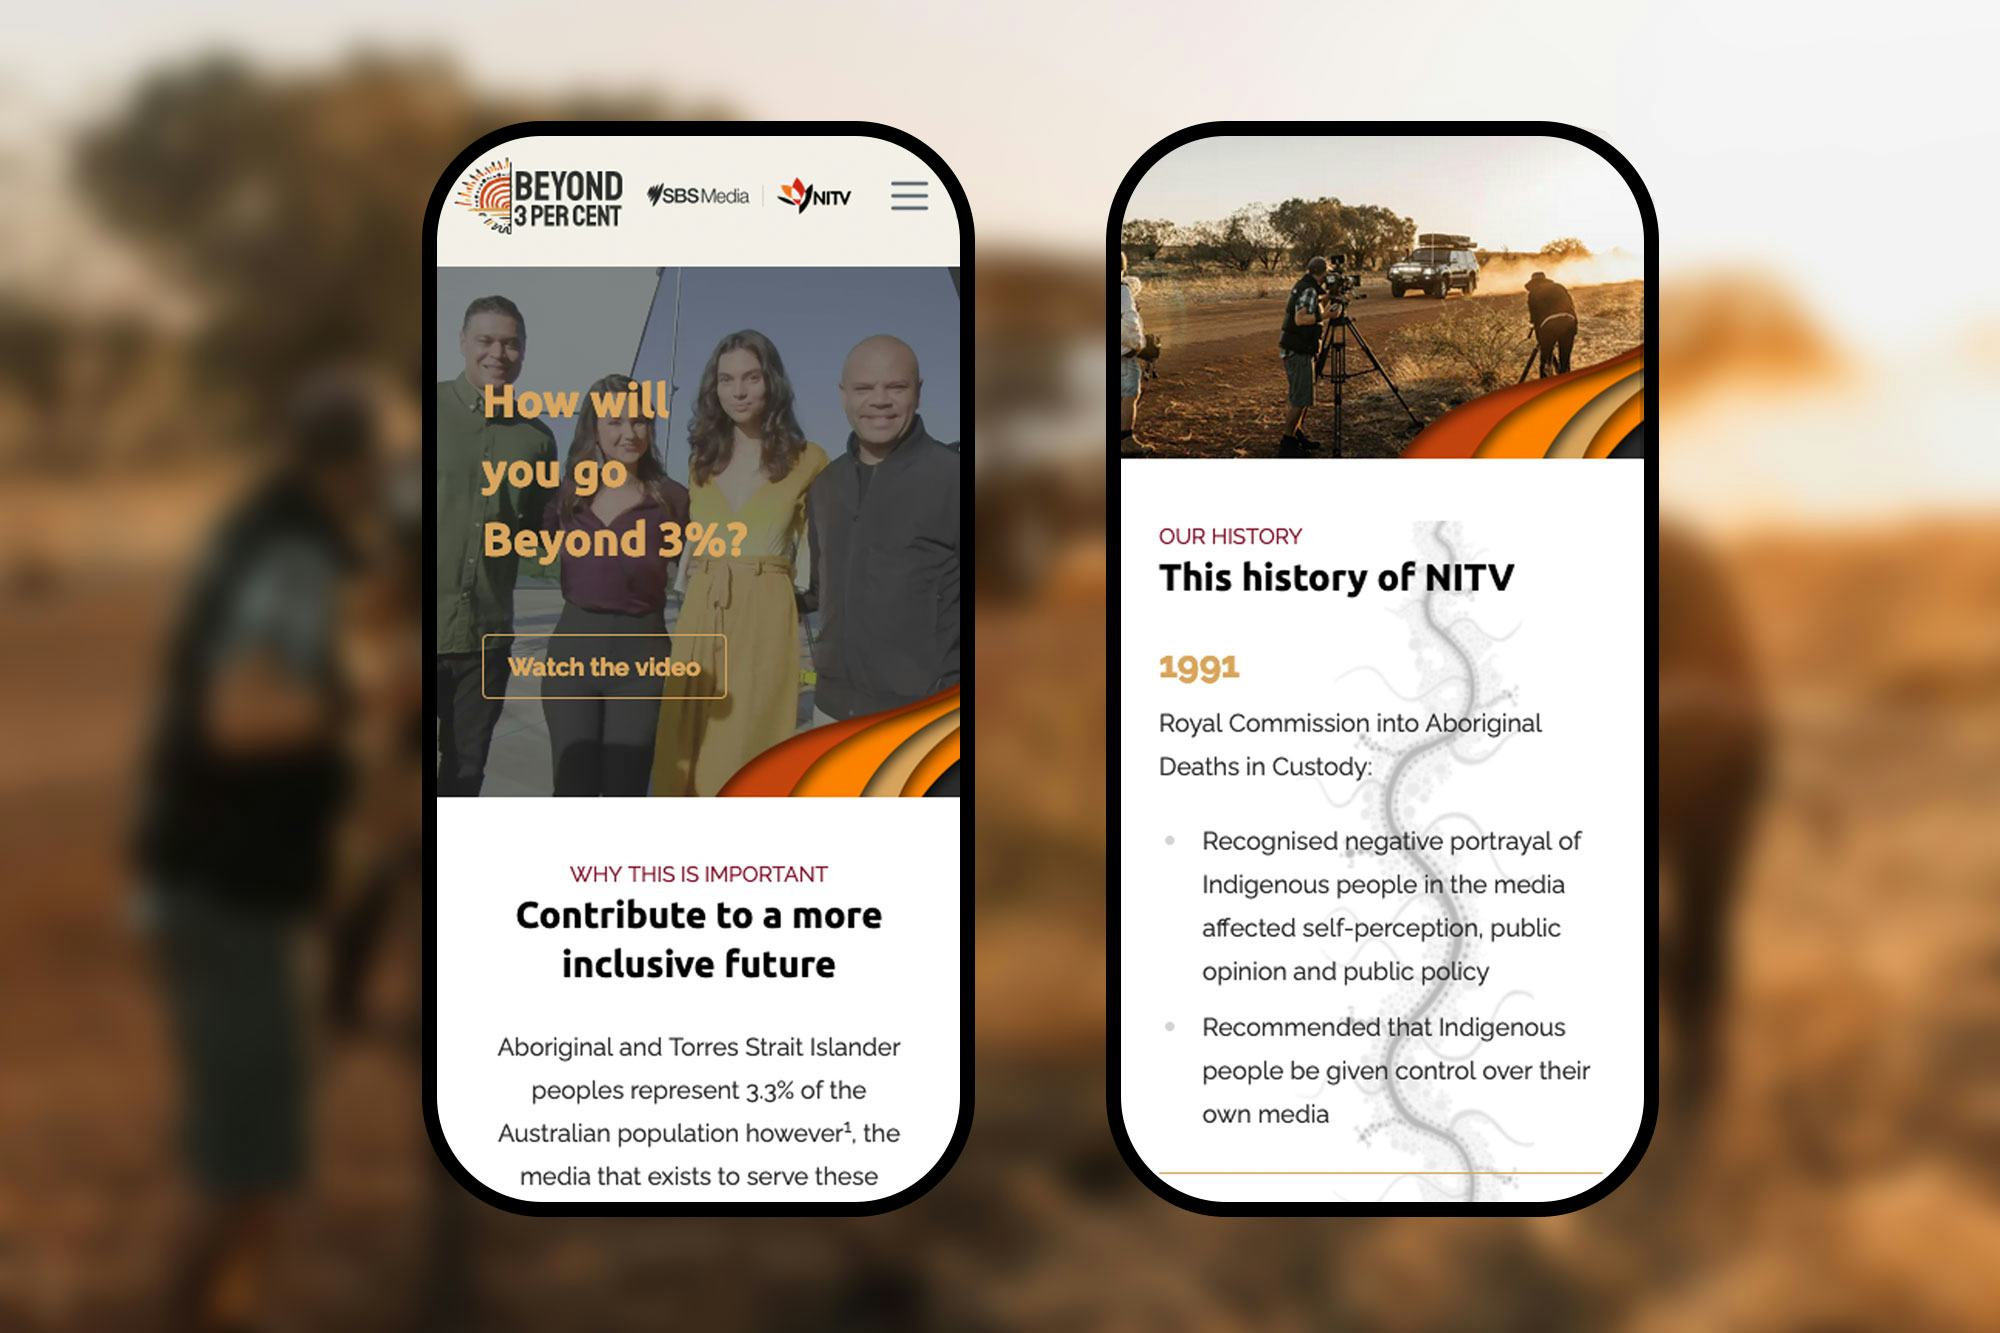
left=424, top=123, right=971, bottom=1215
left=1106, top=123, right=1657, bottom=1216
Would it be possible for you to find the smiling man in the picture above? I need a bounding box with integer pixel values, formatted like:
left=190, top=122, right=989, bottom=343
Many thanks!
left=435, top=295, right=556, bottom=796
left=805, top=334, right=961, bottom=736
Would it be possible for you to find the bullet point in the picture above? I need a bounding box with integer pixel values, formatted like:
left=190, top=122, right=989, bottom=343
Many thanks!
left=1164, top=835, right=1175, bottom=845
left=1165, top=1022, right=1175, bottom=1031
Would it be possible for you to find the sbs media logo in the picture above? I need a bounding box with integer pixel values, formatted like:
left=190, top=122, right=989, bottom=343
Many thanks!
left=454, top=158, right=514, bottom=234
left=646, top=183, right=752, bottom=206
left=777, top=176, right=852, bottom=214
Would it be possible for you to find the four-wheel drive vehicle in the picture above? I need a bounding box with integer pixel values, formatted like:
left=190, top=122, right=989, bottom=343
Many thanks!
left=1388, top=233, right=1479, bottom=298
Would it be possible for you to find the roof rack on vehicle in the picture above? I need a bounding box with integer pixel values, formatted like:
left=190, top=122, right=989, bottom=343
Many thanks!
left=1415, top=233, right=1474, bottom=248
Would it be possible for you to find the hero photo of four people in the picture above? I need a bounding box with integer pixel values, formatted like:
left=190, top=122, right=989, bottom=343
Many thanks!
left=435, top=294, right=961, bottom=798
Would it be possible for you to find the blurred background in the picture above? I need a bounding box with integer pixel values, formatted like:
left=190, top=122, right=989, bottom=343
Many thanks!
left=4, top=3, right=1998, bottom=1329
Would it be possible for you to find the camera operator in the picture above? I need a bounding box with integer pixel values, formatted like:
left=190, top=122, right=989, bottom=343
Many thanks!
left=1278, top=256, right=1330, bottom=456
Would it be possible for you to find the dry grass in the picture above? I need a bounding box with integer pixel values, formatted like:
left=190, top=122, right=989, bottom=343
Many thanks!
left=1391, top=300, right=1526, bottom=392
left=1128, top=262, right=1297, bottom=306
left=1130, top=281, right=1645, bottom=459
left=1383, top=281, right=1644, bottom=400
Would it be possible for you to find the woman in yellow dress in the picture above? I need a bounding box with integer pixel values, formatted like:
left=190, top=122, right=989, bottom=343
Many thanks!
left=652, top=330, right=827, bottom=795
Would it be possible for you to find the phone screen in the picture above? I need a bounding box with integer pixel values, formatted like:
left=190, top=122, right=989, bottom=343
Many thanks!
left=424, top=125, right=969, bottom=1214
left=1107, top=126, right=1656, bottom=1215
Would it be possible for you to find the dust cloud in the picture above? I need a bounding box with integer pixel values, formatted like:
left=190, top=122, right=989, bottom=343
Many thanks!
left=1476, top=250, right=1643, bottom=292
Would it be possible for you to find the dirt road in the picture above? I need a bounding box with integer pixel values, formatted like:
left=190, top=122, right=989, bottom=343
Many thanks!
left=1128, top=279, right=1644, bottom=459
left=1137, top=276, right=1459, bottom=350
left=10, top=520, right=2000, bottom=1330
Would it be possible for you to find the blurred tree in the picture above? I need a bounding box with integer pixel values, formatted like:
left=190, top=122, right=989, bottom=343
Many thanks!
left=1234, top=205, right=1287, bottom=273
left=1268, top=200, right=1417, bottom=271
left=1173, top=220, right=1221, bottom=263
left=1540, top=236, right=1593, bottom=262
left=1119, top=218, right=1174, bottom=262
left=1387, top=210, right=1417, bottom=266
left=0, top=302, right=63, bottom=407
left=1347, top=205, right=1416, bottom=270
left=1214, top=206, right=1263, bottom=272
left=75, top=53, right=680, bottom=425
left=1270, top=197, right=1345, bottom=265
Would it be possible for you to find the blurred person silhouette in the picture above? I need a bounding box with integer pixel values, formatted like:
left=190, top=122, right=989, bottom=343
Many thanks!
left=805, top=336, right=961, bottom=754
left=540, top=372, right=690, bottom=795
left=327, top=474, right=484, bottom=1331
left=435, top=295, right=556, bottom=796
left=1658, top=523, right=1767, bottom=1119
left=1525, top=270, right=1578, bottom=377
left=133, top=375, right=381, bottom=1333
left=327, top=495, right=480, bottom=1332
left=327, top=477, right=424, bottom=1034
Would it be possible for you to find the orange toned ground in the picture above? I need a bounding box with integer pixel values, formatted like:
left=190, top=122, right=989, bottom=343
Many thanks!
left=970, top=520, right=2000, bottom=1330
left=6, top=486, right=2000, bottom=1327
left=1129, top=276, right=1644, bottom=458
left=2, top=216, right=1997, bottom=1323
left=7, top=48, right=1994, bottom=1328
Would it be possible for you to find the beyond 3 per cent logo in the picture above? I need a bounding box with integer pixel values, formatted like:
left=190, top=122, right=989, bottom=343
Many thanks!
left=777, top=177, right=852, bottom=213
left=453, top=158, right=626, bottom=235
left=454, top=158, right=514, bottom=233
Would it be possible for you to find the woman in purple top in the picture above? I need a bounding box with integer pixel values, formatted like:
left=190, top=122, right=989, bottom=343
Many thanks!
left=541, top=372, right=691, bottom=795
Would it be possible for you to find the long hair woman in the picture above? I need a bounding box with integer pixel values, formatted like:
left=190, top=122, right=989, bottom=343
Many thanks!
left=651, top=330, right=826, bottom=795
left=541, top=371, right=689, bottom=795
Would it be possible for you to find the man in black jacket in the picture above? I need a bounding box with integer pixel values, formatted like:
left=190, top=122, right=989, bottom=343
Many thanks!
left=806, top=335, right=961, bottom=740
left=1525, top=271, right=1578, bottom=377
left=1278, top=256, right=1330, bottom=456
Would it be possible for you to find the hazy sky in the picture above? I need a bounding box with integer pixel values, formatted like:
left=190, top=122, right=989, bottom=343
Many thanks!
left=11, top=2, right=1993, bottom=319
left=1124, top=136, right=1644, bottom=254
left=8, top=1, right=2000, bottom=524
left=9, top=5, right=1999, bottom=336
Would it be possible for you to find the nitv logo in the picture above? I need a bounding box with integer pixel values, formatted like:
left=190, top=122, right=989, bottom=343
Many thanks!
left=777, top=177, right=852, bottom=213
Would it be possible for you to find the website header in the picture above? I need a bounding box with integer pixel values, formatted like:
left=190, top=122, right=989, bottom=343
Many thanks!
left=435, top=133, right=961, bottom=268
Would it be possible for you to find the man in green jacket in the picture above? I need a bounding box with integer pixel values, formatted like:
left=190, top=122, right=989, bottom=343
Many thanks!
left=435, top=294, right=555, bottom=795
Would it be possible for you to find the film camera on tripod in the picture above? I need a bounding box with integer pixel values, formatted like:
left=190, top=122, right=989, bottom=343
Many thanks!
left=1316, top=252, right=1365, bottom=308
left=1307, top=253, right=1421, bottom=452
